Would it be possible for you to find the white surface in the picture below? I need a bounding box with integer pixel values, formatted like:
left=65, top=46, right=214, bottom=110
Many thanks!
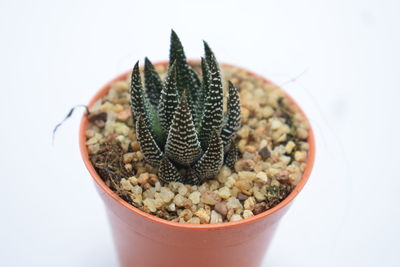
left=0, top=0, right=399, bottom=266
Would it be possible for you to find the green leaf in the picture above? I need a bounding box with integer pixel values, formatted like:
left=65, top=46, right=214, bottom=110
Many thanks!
left=182, top=169, right=203, bottom=185
left=130, top=61, right=147, bottom=123
left=130, top=61, right=164, bottom=145
left=159, top=155, right=184, bottom=182
left=193, top=57, right=210, bottom=126
left=187, top=68, right=202, bottom=126
left=144, top=57, right=164, bottom=108
left=169, top=30, right=201, bottom=124
left=193, top=130, right=224, bottom=182
left=221, top=81, right=241, bottom=150
left=169, top=30, right=189, bottom=92
left=203, top=41, right=214, bottom=63
left=135, top=116, right=163, bottom=168
left=165, top=93, right=202, bottom=166
left=169, top=30, right=187, bottom=75
left=198, top=45, right=224, bottom=150
left=158, top=62, right=179, bottom=134
left=223, top=140, right=238, bottom=169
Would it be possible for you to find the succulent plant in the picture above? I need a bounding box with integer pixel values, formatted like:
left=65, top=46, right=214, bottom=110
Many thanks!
left=130, top=30, right=241, bottom=185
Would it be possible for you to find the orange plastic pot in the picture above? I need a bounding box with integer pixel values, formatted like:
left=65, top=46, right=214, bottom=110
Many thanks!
left=80, top=62, right=315, bottom=267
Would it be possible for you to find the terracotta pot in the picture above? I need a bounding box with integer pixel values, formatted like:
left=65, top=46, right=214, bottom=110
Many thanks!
left=80, top=62, right=315, bottom=267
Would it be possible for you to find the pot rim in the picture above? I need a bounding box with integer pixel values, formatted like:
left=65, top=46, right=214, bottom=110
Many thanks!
left=79, top=61, right=315, bottom=230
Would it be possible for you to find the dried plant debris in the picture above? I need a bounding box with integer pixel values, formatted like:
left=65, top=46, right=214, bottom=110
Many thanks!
left=86, top=64, right=309, bottom=224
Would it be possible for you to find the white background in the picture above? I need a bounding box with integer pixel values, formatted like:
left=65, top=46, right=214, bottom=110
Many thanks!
left=1, top=0, right=399, bottom=266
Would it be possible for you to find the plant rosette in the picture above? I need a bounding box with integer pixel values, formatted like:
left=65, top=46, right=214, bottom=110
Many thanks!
left=80, top=31, right=315, bottom=267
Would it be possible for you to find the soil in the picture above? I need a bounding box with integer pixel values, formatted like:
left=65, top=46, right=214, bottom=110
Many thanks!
left=85, top=63, right=310, bottom=224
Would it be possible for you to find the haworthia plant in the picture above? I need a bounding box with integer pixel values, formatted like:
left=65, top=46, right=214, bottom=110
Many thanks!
left=130, top=30, right=241, bottom=185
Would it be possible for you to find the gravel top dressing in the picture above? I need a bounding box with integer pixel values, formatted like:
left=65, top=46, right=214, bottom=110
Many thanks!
left=85, top=63, right=309, bottom=224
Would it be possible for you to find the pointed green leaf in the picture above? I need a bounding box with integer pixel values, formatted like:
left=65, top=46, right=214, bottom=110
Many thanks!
left=203, top=41, right=213, bottom=63
left=187, top=68, right=202, bottom=126
left=136, top=116, right=163, bottom=168
left=201, top=57, right=211, bottom=100
left=169, top=30, right=187, bottom=72
left=169, top=30, right=201, bottom=124
left=144, top=57, right=164, bottom=108
left=193, top=57, right=210, bottom=125
left=159, top=155, right=184, bottom=182
left=158, top=62, right=179, bottom=134
left=181, top=168, right=203, bottom=185
left=130, top=61, right=147, bottom=122
left=221, top=81, right=241, bottom=149
left=165, top=94, right=202, bottom=166
left=223, top=140, right=238, bottom=169
left=130, top=61, right=164, bottom=145
left=169, top=30, right=189, bottom=92
left=193, top=130, right=224, bottom=182
left=198, top=46, right=224, bottom=149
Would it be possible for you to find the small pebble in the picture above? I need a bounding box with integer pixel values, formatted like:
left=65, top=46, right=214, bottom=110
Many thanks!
left=218, top=187, right=231, bottom=200
left=235, top=179, right=252, bottom=195
left=168, top=203, right=176, bottom=211
left=200, top=191, right=221, bottom=205
left=123, top=152, right=135, bottom=163
left=244, top=197, right=256, bottom=210
left=294, top=151, right=307, bottom=162
left=179, top=209, right=193, bottom=221
left=243, top=210, right=254, bottom=219
left=235, top=159, right=255, bottom=172
left=128, top=176, right=138, bottom=186
left=159, top=187, right=174, bottom=203
left=217, top=166, right=232, bottom=183
left=224, top=176, right=237, bottom=188
left=210, top=210, right=223, bottom=224
left=195, top=208, right=210, bottom=224
left=116, top=110, right=131, bottom=121
left=188, top=191, right=201, bottom=204
left=255, top=172, right=268, bottom=183
left=178, top=184, right=189, bottom=196
left=254, top=191, right=266, bottom=202
left=259, top=147, right=271, bottom=160
left=214, top=202, right=228, bottom=217
left=173, top=194, right=187, bottom=207
left=143, top=198, right=157, bottom=213
left=245, top=145, right=256, bottom=153
left=285, top=141, right=296, bottom=153
left=187, top=217, right=200, bottom=224
left=237, top=126, right=251, bottom=139
left=297, top=128, right=308, bottom=140
left=238, top=171, right=256, bottom=180
left=226, top=197, right=242, bottom=210
left=237, top=192, right=249, bottom=201
left=138, top=173, right=150, bottom=184
left=230, top=214, right=242, bottom=222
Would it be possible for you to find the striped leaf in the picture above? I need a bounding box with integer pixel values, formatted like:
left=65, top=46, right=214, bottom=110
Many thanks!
left=165, top=94, right=202, bottom=166
left=130, top=61, right=148, bottom=124
left=135, top=116, right=163, bottom=168
left=223, top=140, right=238, bottom=169
left=169, top=30, right=201, bottom=124
left=158, top=62, right=179, bottom=134
left=159, top=156, right=184, bottom=183
left=130, top=61, right=164, bottom=145
left=194, top=57, right=210, bottom=125
left=221, top=81, right=241, bottom=150
left=193, top=130, right=224, bottom=182
left=144, top=57, right=164, bottom=108
left=198, top=44, right=224, bottom=150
